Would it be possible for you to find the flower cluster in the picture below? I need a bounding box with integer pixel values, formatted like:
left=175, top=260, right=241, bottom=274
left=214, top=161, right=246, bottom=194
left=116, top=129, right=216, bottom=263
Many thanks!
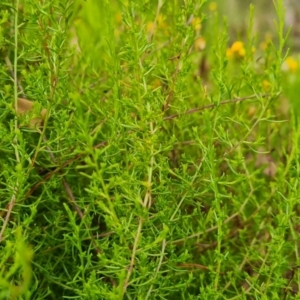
left=226, top=41, right=246, bottom=59
left=191, top=17, right=206, bottom=51
left=147, top=14, right=167, bottom=34
left=282, top=56, right=298, bottom=73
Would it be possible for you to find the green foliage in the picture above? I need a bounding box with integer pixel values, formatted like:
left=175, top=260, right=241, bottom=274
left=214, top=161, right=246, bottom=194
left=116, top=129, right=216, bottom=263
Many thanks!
left=1, top=0, right=300, bottom=299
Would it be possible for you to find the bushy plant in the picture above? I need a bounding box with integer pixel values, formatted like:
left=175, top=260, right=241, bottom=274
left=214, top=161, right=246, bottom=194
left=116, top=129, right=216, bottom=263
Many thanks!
left=1, top=0, right=300, bottom=299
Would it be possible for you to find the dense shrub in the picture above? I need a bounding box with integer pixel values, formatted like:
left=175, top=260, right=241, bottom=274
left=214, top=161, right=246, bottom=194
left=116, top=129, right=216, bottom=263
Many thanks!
left=1, top=0, right=300, bottom=299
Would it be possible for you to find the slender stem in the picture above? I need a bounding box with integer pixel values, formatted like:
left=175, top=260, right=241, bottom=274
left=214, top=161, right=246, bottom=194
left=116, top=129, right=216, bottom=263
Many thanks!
left=147, top=0, right=163, bottom=43
left=1, top=0, right=20, bottom=243
left=145, top=239, right=166, bottom=300
left=14, top=0, right=19, bottom=132
left=0, top=195, right=16, bottom=242
left=123, top=217, right=143, bottom=294
left=13, top=0, right=20, bottom=164
left=163, top=93, right=271, bottom=121
left=123, top=121, right=155, bottom=294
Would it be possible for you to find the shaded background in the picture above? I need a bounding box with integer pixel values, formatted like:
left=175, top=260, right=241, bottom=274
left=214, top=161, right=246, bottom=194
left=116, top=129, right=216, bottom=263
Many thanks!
left=220, top=0, right=300, bottom=50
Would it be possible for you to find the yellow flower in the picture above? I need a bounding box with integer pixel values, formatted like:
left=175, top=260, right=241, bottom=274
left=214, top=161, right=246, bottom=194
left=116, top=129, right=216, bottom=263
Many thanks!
left=147, top=21, right=155, bottom=33
left=262, top=80, right=271, bottom=92
left=248, top=106, right=256, bottom=117
left=115, top=13, right=122, bottom=25
left=259, top=41, right=268, bottom=51
left=209, top=2, right=217, bottom=12
left=191, top=17, right=202, bottom=32
left=259, top=33, right=272, bottom=50
left=237, top=47, right=246, bottom=57
left=231, top=41, right=243, bottom=52
left=157, top=14, right=166, bottom=28
left=146, top=14, right=167, bottom=34
left=194, top=36, right=206, bottom=51
left=226, top=41, right=246, bottom=59
left=152, top=79, right=162, bottom=89
left=283, top=56, right=298, bottom=72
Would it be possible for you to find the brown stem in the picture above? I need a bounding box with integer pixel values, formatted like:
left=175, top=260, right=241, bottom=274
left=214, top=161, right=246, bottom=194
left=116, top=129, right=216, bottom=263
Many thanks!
left=283, top=266, right=300, bottom=300
left=0, top=195, right=16, bottom=242
left=163, top=93, right=270, bottom=121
